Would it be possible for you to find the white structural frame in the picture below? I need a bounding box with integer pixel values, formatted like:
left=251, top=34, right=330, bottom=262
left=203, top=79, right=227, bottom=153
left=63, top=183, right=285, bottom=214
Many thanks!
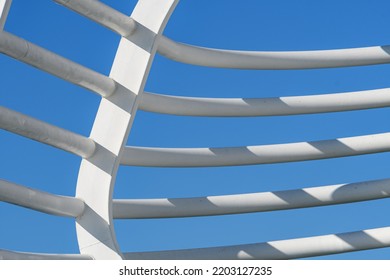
left=1, top=0, right=390, bottom=259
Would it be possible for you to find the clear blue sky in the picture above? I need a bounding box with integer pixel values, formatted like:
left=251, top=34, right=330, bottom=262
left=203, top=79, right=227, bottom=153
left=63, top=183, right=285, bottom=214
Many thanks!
left=1, top=0, right=390, bottom=259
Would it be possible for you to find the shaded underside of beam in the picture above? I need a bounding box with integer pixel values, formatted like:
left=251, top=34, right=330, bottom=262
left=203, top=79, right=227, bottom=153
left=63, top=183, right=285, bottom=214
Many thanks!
left=122, top=132, right=390, bottom=167
left=0, top=106, right=96, bottom=158
left=0, top=179, right=85, bottom=217
left=158, top=36, right=390, bottom=70
left=124, top=226, right=390, bottom=260
left=113, top=178, right=390, bottom=219
left=0, top=249, right=92, bottom=260
left=140, top=88, right=390, bottom=117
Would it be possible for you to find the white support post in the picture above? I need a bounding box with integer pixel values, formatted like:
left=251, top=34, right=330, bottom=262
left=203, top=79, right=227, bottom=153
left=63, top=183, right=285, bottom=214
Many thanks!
left=0, top=0, right=11, bottom=30
left=75, top=0, right=179, bottom=260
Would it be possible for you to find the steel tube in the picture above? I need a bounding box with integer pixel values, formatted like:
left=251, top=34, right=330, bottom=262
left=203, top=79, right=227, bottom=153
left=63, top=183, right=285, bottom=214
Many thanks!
left=0, top=106, right=96, bottom=158
left=158, top=36, right=390, bottom=70
left=124, top=226, right=390, bottom=259
left=113, top=178, right=390, bottom=219
left=0, top=249, right=92, bottom=260
left=0, top=179, right=85, bottom=217
left=0, top=31, right=116, bottom=97
left=53, top=0, right=136, bottom=37
left=122, top=132, right=390, bottom=167
left=140, top=88, right=390, bottom=116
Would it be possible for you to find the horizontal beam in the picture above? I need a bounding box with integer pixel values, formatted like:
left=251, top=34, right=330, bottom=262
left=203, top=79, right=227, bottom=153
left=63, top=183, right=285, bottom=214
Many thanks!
left=0, top=249, right=92, bottom=260
left=124, top=226, right=390, bottom=260
left=0, top=31, right=116, bottom=97
left=53, top=0, right=136, bottom=37
left=0, top=106, right=96, bottom=158
left=51, top=0, right=390, bottom=70
left=158, top=36, right=390, bottom=69
left=121, top=132, right=390, bottom=167
left=113, top=178, right=390, bottom=219
left=140, top=88, right=390, bottom=116
left=0, top=179, right=85, bottom=217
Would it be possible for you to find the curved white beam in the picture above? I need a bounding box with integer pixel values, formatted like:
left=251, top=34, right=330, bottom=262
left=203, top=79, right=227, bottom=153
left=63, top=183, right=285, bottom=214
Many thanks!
left=0, top=249, right=92, bottom=260
left=53, top=0, right=136, bottom=37
left=124, top=226, right=390, bottom=260
left=113, top=178, right=390, bottom=219
left=122, top=132, right=390, bottom=167
left=140, top=88, right=390, bottom=116
left=0, top=179, right=85, bottom=217
left=158, top=36, right=390, bottom=69
left=75, top=0, right=179, bottom=260
left=0, top=31, right=116, bottom=97
left=0, top=106, right=96, bottom=158
left=48, top=1, right=390, bottom=70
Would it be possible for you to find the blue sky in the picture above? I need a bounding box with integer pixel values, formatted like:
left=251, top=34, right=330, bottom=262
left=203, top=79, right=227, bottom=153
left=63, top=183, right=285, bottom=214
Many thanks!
left=1, top=0, right=390, bottom=259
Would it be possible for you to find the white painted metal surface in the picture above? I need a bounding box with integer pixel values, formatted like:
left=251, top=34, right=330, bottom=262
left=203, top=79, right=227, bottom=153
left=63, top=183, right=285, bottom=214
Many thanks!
left=74, top=0, right=179, bottom=260
left=0, top=31, right=116, bottom=97
left=140, top=88, right=390, bottom=117
left=0, top=106, right=96, bottom=158
left=0, top=179, right=85, bottom=217
left=113, top=178, right=390, bottom=219
left=124, top=226, right=390, bottom=260
left=122, top=132, right=390, bottom=167
left=158, top=36, right=390, bottom=69
left=53, top=0, right=137, bottom=37
left=1, top=0, right=389, bottom=260
left=0, top=249, right=92, bottom=260
left=0, top=0, right=11, bottom=30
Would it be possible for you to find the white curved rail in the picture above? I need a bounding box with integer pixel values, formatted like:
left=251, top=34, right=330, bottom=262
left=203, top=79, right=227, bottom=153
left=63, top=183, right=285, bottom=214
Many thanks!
left=113, top=178, right=390, bottom=219
left=140, top=88, right=390, bottom=116
left=124, top=226, right=390, bottom=260
left=122, top=132, right=390, bottom=167
left=0, top=31, right=116, bottom=97
left=52, top=0, right=390, bottom=70
left=158, top=36, right=390, bottom=69
left=0, top=249, right=92, bottom=260
left=0, top=106, right=96, bottom=158
left=0, top=179, right=85, bottom=217
left=53, top=0, right=137, bottom=37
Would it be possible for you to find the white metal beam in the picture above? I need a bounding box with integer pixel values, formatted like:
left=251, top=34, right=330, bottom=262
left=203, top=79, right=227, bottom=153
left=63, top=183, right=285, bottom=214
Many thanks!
left=0, top=31, right=116, bottom=97
left=50, top=0, right=390, bottom=70
left=0, top=106, right=96, bottom=158
left=53, top=0, right=136, bottom=37
left=0, top=179, right=85, bottom=217
left=122, top=132, right=390, bottom=167
left=158, top=36, right=390, bottom=69
left=140, top=88, right=390, bottom=116
left=113, top=178, right=390, bottom=219
left=0, top=249, right=92, bottom=260
left=124, top=226, right=390, bottom=259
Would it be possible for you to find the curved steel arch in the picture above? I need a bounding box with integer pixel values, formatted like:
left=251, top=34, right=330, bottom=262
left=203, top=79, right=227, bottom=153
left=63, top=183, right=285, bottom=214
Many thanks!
left=74, top=0, right=179, bottom=260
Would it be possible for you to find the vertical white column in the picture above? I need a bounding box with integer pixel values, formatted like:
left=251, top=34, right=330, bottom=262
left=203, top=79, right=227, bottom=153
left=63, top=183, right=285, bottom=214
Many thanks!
left=0, top=0, right=12, bottom=30
left=75, top=0, right=179, bottom=259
